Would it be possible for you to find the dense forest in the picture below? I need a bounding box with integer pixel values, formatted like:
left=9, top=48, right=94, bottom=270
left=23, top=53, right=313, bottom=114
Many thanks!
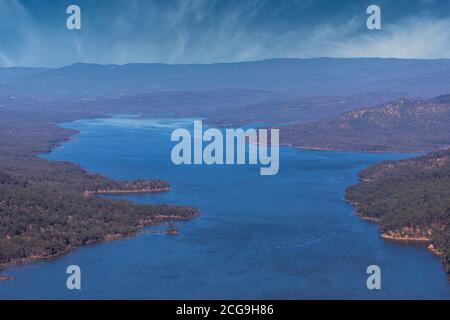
left=346, top=150, right=450, bottom=278
left=0, top=103, right=198, bottom=268
left=0, top=177, right=197, bottom=265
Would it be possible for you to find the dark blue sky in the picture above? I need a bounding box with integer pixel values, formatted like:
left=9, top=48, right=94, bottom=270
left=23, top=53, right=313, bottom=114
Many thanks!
left=1, top=0, right=450, bottom=67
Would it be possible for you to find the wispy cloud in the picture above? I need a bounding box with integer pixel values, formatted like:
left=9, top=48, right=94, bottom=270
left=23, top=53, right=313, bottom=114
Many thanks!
left=1, top=0, right=450, bottom=67
left=332, top=17, right=450, bottom=59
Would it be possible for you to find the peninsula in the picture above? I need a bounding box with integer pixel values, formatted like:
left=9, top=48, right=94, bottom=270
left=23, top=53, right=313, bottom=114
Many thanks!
left=0, top=110, right=198, bottom=270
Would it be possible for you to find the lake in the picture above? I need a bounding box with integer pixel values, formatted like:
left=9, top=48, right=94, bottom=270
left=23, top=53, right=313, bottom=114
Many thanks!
left=1, top=117, right=449, bottom=299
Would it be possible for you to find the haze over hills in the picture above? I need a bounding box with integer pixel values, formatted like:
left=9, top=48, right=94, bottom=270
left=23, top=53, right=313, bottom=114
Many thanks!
left=0, top=67, right=49, bottom=85
left=60, top=90, right=399, bottom=127
left=281, top=96, right=450, bottom=152
left=4, top=57, right=450, bottom=131
left=2, top=58, right=450, bottom=99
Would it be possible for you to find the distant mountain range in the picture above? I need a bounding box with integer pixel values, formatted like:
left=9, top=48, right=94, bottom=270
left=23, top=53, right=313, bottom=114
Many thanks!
left=2, top=58, right=450, bottom=98
left=281, top=95, right=450, bottom=152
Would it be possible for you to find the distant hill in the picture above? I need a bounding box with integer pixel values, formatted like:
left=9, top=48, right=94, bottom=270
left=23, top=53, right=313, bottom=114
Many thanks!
left=0, top=67, right=49, bottom=84
left=61, top=89, right=396, bottom=127
left=281, top=95, right=450, bottom=152
left=2, top=58, right=450, bottom=98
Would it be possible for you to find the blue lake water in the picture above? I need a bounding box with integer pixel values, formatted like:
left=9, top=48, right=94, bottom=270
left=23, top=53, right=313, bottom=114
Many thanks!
left=1, top=117, right=449, bottom=299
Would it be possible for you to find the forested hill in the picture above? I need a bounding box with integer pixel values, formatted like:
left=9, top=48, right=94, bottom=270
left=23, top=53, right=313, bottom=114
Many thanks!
left=346, top=150, right=450, bottom=279
left=281, top=95, right=450, bottom=152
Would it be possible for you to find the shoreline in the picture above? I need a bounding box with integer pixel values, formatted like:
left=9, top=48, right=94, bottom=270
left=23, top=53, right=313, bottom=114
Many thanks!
left=380, top=233, right=430, bottom=243
left=84, top=187, right=171, bottom=195
left=4, top=114, right=446, bottom=285
left=345, top=197, right=445, bottom=259
left=0, top=117, right=198, bottom=274
left=281, top=142, right=429, bottom=154
left=0, top=212, right=198, bottom=272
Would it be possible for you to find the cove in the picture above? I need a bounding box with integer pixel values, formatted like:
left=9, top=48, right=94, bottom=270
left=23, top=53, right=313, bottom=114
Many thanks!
left=0, top=117, right=449, bottom=299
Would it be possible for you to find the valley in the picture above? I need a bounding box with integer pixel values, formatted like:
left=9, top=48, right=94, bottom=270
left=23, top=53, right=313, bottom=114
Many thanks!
left=1, top=58, right=449, bottom=286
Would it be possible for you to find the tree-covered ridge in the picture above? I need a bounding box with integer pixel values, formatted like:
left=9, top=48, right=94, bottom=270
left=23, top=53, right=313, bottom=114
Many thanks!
left=346, top=150, right=450, bottom=278
left=281, top=96, right=450, bottom=152
left=0, top=176, right=197, bottom=265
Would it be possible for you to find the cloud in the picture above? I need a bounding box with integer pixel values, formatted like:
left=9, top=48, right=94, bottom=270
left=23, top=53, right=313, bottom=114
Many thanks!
left=331, top=17, right=450, bottom=59
left=1, top=0, right=450, bottom=67
left=0, top=52, right=14, bottom=67
left=0, top=0, right=28, bottom=66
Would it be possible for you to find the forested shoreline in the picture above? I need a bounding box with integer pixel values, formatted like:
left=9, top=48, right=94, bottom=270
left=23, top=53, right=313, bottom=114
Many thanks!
left=276, top=94, right=450, bottom=279
left=0, top=103, right=198, bottom=270
left=346, top=150, right=450, bottom=279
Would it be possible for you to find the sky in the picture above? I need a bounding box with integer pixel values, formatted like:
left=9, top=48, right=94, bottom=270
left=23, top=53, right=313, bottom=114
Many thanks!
left=1, top=0, right=450, bottom=67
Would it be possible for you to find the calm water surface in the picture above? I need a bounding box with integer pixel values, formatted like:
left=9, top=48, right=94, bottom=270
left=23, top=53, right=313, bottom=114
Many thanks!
left=1, top=117, right=449, bottom=299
